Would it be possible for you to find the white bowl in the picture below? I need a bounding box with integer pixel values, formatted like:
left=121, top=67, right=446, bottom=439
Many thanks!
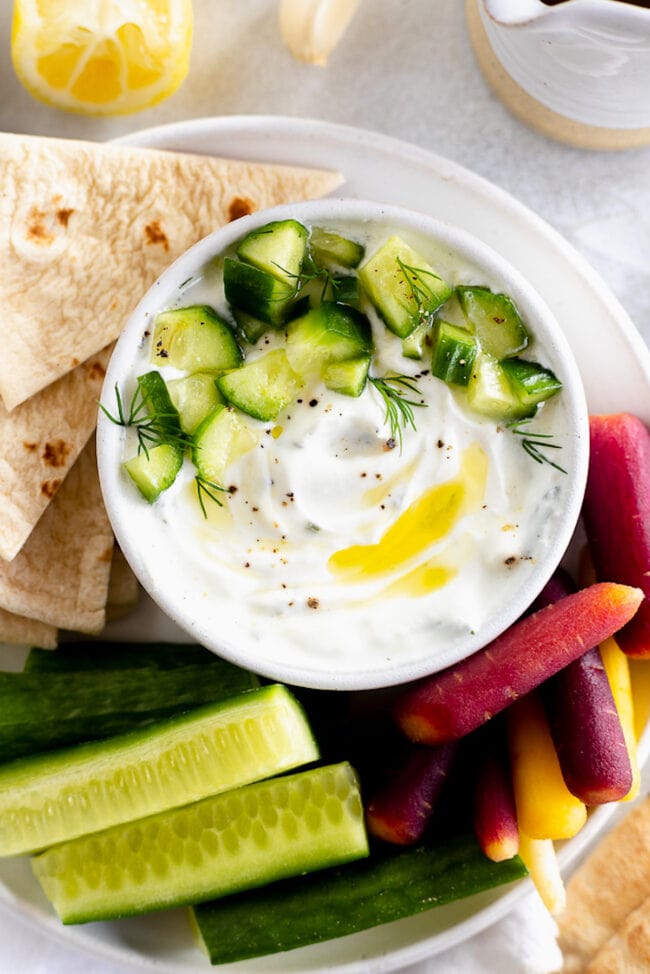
left=97, top=199, right=589, bottom=690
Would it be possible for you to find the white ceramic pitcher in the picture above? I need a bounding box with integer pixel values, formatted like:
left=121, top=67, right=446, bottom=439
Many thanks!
left=466, top=0, right=650, bottom=148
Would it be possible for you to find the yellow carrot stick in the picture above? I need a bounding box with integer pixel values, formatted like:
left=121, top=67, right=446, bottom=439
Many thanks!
left=600, top=636, right=640, bottom=801
left=629, top=658, right=650, bottom=741
left=508, top=692, right=587, bottom=840
left=518, top=832, right=566, bottom=915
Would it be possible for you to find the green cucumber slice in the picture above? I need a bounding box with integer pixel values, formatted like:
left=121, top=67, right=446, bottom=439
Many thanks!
left=0, top=684, right=318, bottom=856
left=457, top=287, right=529, bottom=360
left=223, top=258, right=295, bottom=327
left=322, top=355, right=371, bottom=398
left=152, top=306, right=242, bottom=372
left=231, top=308, right=268, bottom=345
left=193, top=834, right=527, bottom=964
left=332, top=275, right=360, bottom=308
left=0, top=660, right=258, bottom=763
left=500, top=358, right=562, bottom=407
left=466, top=354, right=536, bottom=421
left=286, top=302, right=372, bottom=378
left=32, top=762, right=367, bottom=924
left=24, top=642, right=219, bottom=672
left=431, top=320, right=478, bottom=386
left=216, top=349, right=303, bottom=422
left=136, top=371, right=182, bottom=437
left=402, top=320, right=434, bottom=360
left=236, top=219, right=308, bottom=286
left=192, top=405, right=258, bottom=484
left=123, top=443, right=183, bottom=504
left=358, top=236, right=452, bottom=338
left=166, top=372, right=223, bottom=436
left=309, top=227, right=365, bottom=270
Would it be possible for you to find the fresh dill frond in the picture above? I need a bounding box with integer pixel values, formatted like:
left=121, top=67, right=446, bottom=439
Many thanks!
left=100, top=384, right=187, bottom=460
left=508, top=418, right=567, bottom=474
left=396, top=258, right=445, bottom=324
left=273, top=253, right=339, bottom=303
left=369, top=373, right=427, bottom=451
left=195, top=476, right=229, bottom=518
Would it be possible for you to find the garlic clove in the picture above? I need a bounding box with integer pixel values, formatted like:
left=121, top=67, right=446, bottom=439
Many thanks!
left=279, top=0, right=363, bottom=67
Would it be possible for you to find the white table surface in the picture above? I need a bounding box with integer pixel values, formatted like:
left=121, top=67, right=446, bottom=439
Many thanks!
left=0, top=1, right=648, bottom=972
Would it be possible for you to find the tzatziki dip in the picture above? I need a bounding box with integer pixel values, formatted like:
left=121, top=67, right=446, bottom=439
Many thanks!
left=99, top=201, right=588, bottom=690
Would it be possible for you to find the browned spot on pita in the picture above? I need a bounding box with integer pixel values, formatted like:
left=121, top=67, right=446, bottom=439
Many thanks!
left=57, top=208, right=74, bottom=227
left=228, top=196, right=256, bottom=221
left=26, top=208, right=55, bottom=246
left=70, top=357, right=80, bottom=368
left=42, top=439, right=72, bottom=467
left=144, top=220, right=169, bottom=251
left=41, top=478, right=62, bottom=499
left=86, top=360, right=106, bottom=382
left=23, top=441, right=38, bottom=452
left=99, top=545, right=114, bottom=564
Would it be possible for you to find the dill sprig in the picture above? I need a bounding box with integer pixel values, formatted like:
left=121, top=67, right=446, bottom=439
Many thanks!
left=508, top=418, right=567, bottom=474
left=369, top=373, right=427, bottom=451
left=274, top=253, right=340, bottom=303
left=397, top=258, right=445, bottom=324
left=100, top=383, right=186, bottom=459
left=195, top=476, right=229, bottom=517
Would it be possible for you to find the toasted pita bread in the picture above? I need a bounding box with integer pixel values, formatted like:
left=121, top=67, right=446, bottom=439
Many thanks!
left=106, top=546, right=139, bottom=622
left=0, top=345, right=111, bottom=562
left=559, top=796, right=650, bottom=973
left=586, top=893, right=650, bottom=974
left=0, top=133, right=343, bottom=411
left=0, top=607, right=57, bottom=650
left=0, top=440, right=113, bottom=633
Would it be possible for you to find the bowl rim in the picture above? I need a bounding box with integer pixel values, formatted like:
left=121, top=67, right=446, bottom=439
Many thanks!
left=97, top=197, right=589, bottom=691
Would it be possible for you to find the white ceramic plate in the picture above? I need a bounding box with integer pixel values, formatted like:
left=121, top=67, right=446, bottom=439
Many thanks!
left=1, top=116, right=648, bottom=974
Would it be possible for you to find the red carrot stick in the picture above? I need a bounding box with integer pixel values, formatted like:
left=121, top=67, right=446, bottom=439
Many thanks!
left=473, top=724, right=519, bottom=862
left=583, top=414, right=650, bottom=658
left=394, top=582, right=643, bottom=745
left=365, top=742, right=458, bottom=845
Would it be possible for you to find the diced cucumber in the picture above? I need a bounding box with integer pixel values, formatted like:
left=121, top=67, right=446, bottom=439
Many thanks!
left=332, top=275, right=360, bottom=308
left=231, top=308, right=268, bottom=345
left=166, top=372, right=223, bottom=435
left=192, top=405, right=258, bottom=484
left=152, top=306, right=242, bottom=372
left=457, top=286, right=529, bottom=360
left=358, top=235, right=452, bottom=338
left=309, top=227, right=365, bottom=270
left=0, top=684, right=317, bottom=856
left=193, top=833, right=527, bottom=964
left=32, top=762, right=367, bottom=924
left=466, top=354, right=536, bottom=421
left=216, top=349, right=303, bottom=422
left=431, top=320, right=478, bottom=386
left=286, top=302, right=373, bottom=378
left=402, top=320, right=434, bottom=360
left=236, top=219, right=308, bottom=286
left=0, top=659, right=258, bottom=763
left=24, top=641, right=220, bottom=673
left=322, top=355, right=371, bottom=398
left=123, top=443, right=183, bottom=504
left=223, top=258, right=295, bottom=327
left=500, top=358, right=562, bottom=407
left=136, top=371, right=182, bottom=437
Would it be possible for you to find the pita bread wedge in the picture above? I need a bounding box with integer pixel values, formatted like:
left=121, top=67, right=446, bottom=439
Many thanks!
left=586, top=894, right=650, bottom=974
left=106, top=546, right=139, bottom=622
left=0, top=608, right=57, bottom=650
left=0, top=345, right=111, bottom=562
left=559, top=796, right=650, bottom=973
left=0, top=439, right=113, bottom=633
left=0, top=133, right=344, bottom=410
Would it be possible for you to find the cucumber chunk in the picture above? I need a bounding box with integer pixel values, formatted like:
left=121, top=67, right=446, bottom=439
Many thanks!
left=467, top=354, right=536, bottom=421
left=431, top=320, right=478, bottom=386
left=236, top=219, right=308, bottom=286
left=286, top=302, right=373, bottom=378
left=0, top=658, right=258, bottom=763
left=402, top=320, right=434, bottom=360
left=192, top=405, right=258, bottom=484
left=33, top=762, right=367, bottom=924
left=0, top=684, right=318, bottom=856
left=500, top=358, right=562, bottom=407
left=332, top=275, right=360, bottom=308
left=217, top=349, right=303, bottom=422
left=24, top=641, right=221, bottom=673
left=309, top=227, right=365, bottom=270
left=322, top=355, right=372, bottom=398
left=232, top=308, right=268, bottom=345
left=358, top=236, right=452, bottom=338
left=136, top=371, right=182, bottom=437
left=223, top=258, right=295, bottom=327
left=457, top=286, right=529, bottom=360
left=166, top=372, right=223, bottom=435
left=123, top=443, right=183, bottom=504
left=152, top=306, right=242, bottom=372
left=193, top=834, right=526, bottom=964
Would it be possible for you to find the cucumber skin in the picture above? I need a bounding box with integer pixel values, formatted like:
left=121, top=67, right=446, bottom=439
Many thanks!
left=24, top=642, right=220, bottom=672
left=193, top=834, right=527, bottom=964
left=0, top=659, right=259, bottom=762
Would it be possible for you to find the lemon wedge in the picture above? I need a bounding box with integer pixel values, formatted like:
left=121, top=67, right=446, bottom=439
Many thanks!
left=279, top=0, right=362, bottom=66
left=11, top=0, right=193, bottom=116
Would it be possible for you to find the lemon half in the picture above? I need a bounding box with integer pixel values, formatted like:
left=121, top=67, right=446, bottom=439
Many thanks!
left=11, top=0, right=193, bottom=116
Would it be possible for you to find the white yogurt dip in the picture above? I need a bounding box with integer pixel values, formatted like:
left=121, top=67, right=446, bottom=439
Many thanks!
left=99, top=201, right=588, bottom=689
